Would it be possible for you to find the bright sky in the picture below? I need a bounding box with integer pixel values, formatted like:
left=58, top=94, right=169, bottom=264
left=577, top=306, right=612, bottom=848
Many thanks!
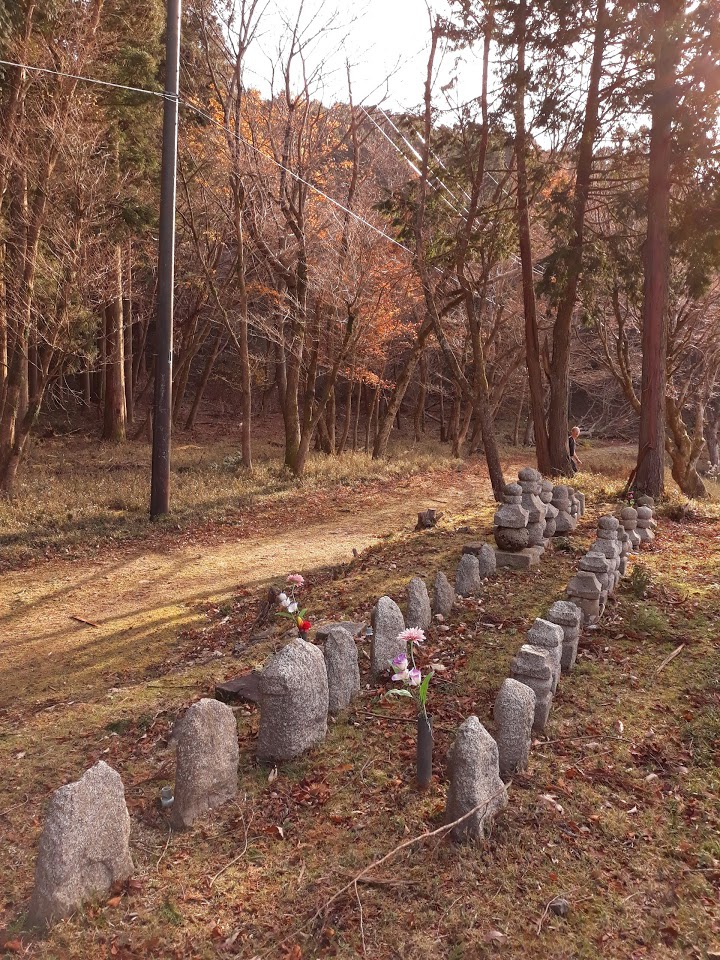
left=242, top=0, right=484, bottom=114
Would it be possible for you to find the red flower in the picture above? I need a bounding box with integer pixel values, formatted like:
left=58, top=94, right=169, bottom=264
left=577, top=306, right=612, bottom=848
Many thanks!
left=297, top=618, right=312, bottom=632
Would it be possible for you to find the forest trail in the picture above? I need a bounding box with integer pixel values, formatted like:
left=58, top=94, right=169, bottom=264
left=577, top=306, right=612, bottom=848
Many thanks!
left=1, top=468, right=491, bottom=711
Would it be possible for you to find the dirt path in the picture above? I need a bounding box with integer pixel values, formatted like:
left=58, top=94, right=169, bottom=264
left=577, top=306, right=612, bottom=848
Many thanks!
left=2, top=470, right=491, bottom=710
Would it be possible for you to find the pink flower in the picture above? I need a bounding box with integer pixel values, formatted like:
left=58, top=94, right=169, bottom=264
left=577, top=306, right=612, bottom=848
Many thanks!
left=287, top=573, right=305, bottom=587
left=408, top=668, right=422, bottom=687
left=398, top=627, right=425, bottom=645
left=391, top=654, right=409, bottom=680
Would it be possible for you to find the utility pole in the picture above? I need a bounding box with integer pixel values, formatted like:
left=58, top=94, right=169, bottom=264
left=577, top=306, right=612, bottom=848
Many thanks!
left=150, top=0, right=182, bottom=519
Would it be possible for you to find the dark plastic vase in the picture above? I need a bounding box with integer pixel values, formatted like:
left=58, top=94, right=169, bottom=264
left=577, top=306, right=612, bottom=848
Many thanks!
left=416, top=713, right=433, bottom=788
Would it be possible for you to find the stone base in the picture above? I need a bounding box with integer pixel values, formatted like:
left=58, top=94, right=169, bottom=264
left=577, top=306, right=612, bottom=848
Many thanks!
left=495, top=546, right=544, bottom=569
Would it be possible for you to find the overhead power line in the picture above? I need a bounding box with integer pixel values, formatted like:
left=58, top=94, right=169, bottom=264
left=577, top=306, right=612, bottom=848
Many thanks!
left=0, top=56, right=530, bottom=294
left=0, top=57, right=171, bottom=99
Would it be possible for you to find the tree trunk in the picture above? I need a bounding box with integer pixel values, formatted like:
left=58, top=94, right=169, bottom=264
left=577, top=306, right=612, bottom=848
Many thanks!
left=352, top=380, right=362, bottom=452
left=123, top=297, right=134, bottom=425
left=338, top=375, right=353, bottom=455
left=513, top=383, right=525, bottom=446
left=633, top=0, right=679, bottom=500
left=705, top=408, right=719, bottom=468
left=102, top=246, right=126, bottom=441
left=365, top=382, right=380, bottom=454
left=373, top=319, right=432, bottom=459
left=414, top=350, right=427, bottom=441
left=547, top=0, right=606, bottom=475
left=185, top=331, right=224, bottom=431
left=514, top=0, right=551, bottom=474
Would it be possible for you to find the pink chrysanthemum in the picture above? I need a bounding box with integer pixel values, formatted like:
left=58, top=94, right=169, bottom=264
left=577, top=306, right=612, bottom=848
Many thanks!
left=397, top=627, right=426, bottom=645
left=287, top=573, right=305, bottom=587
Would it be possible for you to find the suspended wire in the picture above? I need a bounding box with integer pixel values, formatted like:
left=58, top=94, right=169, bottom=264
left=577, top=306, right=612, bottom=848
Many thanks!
left=0, top=58, right=172, bottom=100
left=0, top=56, right=529, bottom=301
left=178, top=97, right=419, bottom=258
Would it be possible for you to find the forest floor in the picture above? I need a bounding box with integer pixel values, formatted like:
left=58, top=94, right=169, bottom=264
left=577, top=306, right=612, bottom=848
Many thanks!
left=1, top=437, right=720, bottom=959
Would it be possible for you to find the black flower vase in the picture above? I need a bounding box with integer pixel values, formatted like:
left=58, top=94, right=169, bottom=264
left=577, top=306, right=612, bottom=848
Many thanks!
left=416, top=712, right=433, bottom=789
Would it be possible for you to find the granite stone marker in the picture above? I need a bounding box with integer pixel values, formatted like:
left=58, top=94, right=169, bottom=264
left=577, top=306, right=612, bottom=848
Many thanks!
left=546, top=600, right=582, bottom=671
left=171, top=698, right=239, bottom=829
left=406, top=577, right=432, bottom=630
left=28, top=761, right=133, bottom=928
left=518, top=467, right=547, bottom=548
left=620, top=506, right=641, bottom=551
left=493, top=484, right=530, bottom=552
left=370, top=596, right=406, bottom=675
left=444, top=716, right=508, bottom=842
left=455, top=553, right=482, bottom=597
left=433, top=571, right=455, bottom=618
left=636, top=505, right=655, bottom=544
left=526, top=618, right=564, bottom=692
left=510, top=644, right=554, bottom=732
left=257, top=640, right=329, bottom=761
left=552, top=485, right=577, bottom=534
left=540, top=479, right=559, bottom=540
left=566, top=570, right=602, bottom=625
left=462, top=542, right=497, bottom=579
left=493, top=679, right=536, bottom=777
left=324, top=626, right=360, bottom=714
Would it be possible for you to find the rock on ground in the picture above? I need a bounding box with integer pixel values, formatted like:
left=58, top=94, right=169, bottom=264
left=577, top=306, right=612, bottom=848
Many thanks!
left=28, top=761, right=133, bottom=929
left=370, top=596, right=406, bottom=676
left=171, top=698, right=239, bottom=830
left=257, top=640, right=329, bottom=761
left=445, top=716, right=508, bottom=842
left=324, top=626, right=360, bottom=714
left=406, top=577, right=432, bottom=631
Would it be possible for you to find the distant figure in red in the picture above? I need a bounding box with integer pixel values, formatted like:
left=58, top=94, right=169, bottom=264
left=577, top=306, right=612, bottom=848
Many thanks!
left=569, top=425, right=583, bottom=473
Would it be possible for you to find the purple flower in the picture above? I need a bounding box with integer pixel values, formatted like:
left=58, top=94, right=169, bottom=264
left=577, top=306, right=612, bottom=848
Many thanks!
left=408, top=667, right=422, bottom=687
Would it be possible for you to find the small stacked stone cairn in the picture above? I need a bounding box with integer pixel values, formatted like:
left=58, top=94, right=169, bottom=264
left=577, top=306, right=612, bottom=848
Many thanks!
left=518, top=467, right=548, bottom=552
left=545, top=600, right=582, bottom=672
left=492, top=482, right=538, bottom=570
left=567, top=486, right=579, bottom=521
left=636, top=498, right=656, bottom=544
left=617, top=526, right=631, bottom=576
left=566, top=569, right=603, bottom=625
left=493, top=679, right=536, bottom=778
left=509, top=644, right=554, bottom=732
left=551, top=484, right=578, bottom=535
left=620, top=506, right=641, bottom=552
left=578, top=551, right=611, bottom=613
left=589, top=515, right=622, bottom=593
left=444, top=716, right=508, bottom=842
left=526, top=618, right=563, bottom=693
left=540, top=479, right=559, bottom=541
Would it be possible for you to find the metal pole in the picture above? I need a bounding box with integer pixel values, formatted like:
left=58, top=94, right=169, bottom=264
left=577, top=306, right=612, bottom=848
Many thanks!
left=150, top=0, right=182, bottom=519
